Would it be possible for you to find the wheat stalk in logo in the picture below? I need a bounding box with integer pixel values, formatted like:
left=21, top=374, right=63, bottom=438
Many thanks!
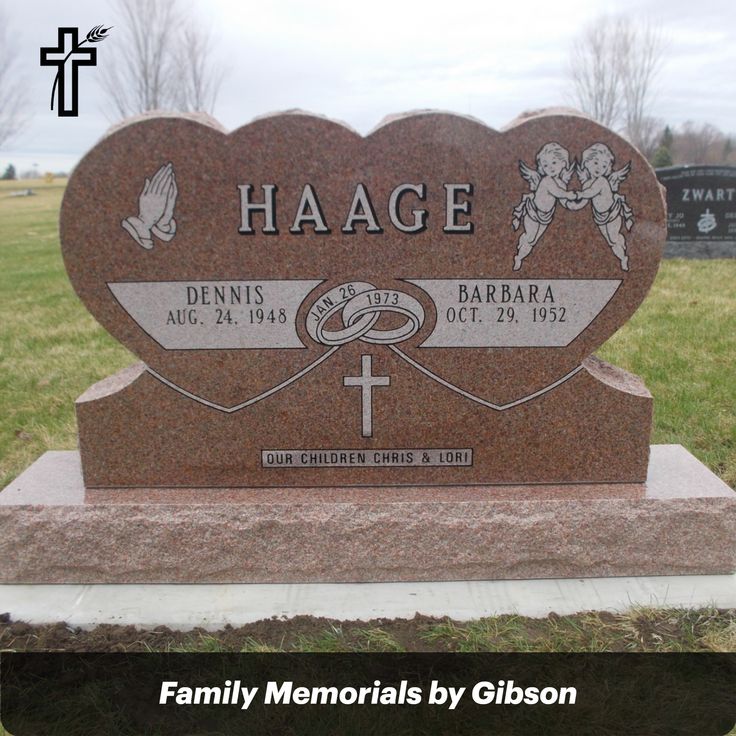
left=48, top=25, right=112, bottom=112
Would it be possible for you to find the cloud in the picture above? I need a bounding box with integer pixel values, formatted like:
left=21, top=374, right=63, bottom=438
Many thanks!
left=1, top=0, right=734, bottom=172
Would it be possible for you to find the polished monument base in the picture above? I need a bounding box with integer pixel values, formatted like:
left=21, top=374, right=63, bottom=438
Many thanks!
left=1, top=445, right=735, bottom=584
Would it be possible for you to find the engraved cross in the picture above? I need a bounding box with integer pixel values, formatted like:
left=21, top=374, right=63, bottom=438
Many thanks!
left=343, top=354, right=390, bottom=438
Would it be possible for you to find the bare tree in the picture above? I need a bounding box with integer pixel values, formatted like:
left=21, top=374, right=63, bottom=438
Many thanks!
left=568, top=17, right=626, bottom=127
left=672, top=121, right=725, bottom=165
left=568, top=16, right=665, bottom=153
left=619, top=21, right=664, bottom=152
left=0, top=6, right=29, bottom=149
left=653, top=121, right=736, bottom=166
left=173, top=24, right=224, bottom=113
left=632, top=115, right=664, bottom=160
left=99, top=0, right=224, bottom=119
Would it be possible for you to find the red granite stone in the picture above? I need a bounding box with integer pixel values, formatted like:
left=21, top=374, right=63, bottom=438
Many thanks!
left=60, top=109, right=666, bottom=488
left=1, top=446, right=734, bottom=583
left=74, top=355, right=651, bottom=487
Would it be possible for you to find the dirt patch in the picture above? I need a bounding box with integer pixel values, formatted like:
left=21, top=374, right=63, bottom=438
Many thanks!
left=0, top=614, right=449, bottom=652
left=3, top=609, right=734, bottom=652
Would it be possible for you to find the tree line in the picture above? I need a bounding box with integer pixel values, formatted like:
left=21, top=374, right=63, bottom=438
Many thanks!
left=0, top=3, right=733, bottom=171
left=650, top=123, right=735, bottom=168
left=568, top=15, right=734, bottom=168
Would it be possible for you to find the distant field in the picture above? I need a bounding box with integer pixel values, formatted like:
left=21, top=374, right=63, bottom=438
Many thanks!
left=0, top=178, right=735, bottom=488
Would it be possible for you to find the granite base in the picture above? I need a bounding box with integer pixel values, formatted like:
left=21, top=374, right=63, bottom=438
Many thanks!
left=1, top=445, right=735, bottom=584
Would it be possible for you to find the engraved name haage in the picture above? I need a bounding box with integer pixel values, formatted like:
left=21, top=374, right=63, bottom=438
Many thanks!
left=237, top=183, right=475, bottom=235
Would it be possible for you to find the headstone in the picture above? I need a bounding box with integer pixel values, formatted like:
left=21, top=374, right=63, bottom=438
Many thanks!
left=657, top=165, right=736, bottom=258
left=2, top=110, right=735, bottom=590
left=60, top=110, right=664, bottom=488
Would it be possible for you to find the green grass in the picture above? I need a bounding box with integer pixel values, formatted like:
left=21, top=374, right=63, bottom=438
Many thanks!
left=4, top=608, right=735, bottom=654
left=1, top=178, right=734, bottom=487
left=598, top=258, right=736, bottom=485
left=172, top=608, right=736, bottom=653
left=0, top=178, right=132, bottom=487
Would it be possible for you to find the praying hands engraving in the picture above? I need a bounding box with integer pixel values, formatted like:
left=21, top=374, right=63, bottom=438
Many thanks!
left=122, top=162, right=178, bottom=249
left=512, top=142, right=634, bottom=271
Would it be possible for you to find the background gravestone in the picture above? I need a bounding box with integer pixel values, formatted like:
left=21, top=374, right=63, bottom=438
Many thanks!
left=657, top=165, right=736, bottom=258
left=60, top=110, right=664, bottom=488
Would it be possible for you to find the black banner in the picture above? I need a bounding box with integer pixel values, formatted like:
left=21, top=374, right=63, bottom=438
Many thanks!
left=2, top=652, right=735, bottom=735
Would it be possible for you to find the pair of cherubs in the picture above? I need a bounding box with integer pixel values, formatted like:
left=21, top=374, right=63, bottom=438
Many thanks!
left=512, top=142, right=634, bottom=271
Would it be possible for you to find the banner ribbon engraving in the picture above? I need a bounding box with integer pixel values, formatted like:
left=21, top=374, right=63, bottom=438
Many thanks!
left=147, top=280, right=585, bottom=414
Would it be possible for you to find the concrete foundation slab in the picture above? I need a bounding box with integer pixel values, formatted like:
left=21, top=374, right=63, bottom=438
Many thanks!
left=2, top=575, right=736, bottom=629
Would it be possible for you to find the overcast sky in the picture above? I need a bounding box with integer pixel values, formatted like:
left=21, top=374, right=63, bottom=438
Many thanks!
left=2, top=0, right=735, bottom=173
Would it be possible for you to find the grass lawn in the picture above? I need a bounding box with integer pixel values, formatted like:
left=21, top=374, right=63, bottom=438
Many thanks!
left=3, top=607, right=736, bottom=653
left=1, top=178, right=735, bottom=667
left=0, top=178, right=131, bottom=488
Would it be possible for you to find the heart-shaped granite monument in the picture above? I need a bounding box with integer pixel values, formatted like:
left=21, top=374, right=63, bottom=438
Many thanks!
left=61, top=110, right=666, bottom=488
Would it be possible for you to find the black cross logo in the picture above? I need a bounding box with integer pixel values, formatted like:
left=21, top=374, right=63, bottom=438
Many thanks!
left=40, top=26, right=110, bottom=117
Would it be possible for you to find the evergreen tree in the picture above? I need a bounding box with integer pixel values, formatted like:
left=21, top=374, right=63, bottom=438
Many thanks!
left=723, top=137, right=733, bottom=163
left=651, top=145, right=673, bottom=168
left=1, top=163, right=16, bottom=180
left=660, top=125, right=674, bottom=150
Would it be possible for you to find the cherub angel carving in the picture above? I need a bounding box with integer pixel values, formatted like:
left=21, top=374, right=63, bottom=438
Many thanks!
left=574, top=143, right=634, bottom=271
left=511, top=142, right=578, bottom=270
left=122, top=162, right=178, bottom=250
